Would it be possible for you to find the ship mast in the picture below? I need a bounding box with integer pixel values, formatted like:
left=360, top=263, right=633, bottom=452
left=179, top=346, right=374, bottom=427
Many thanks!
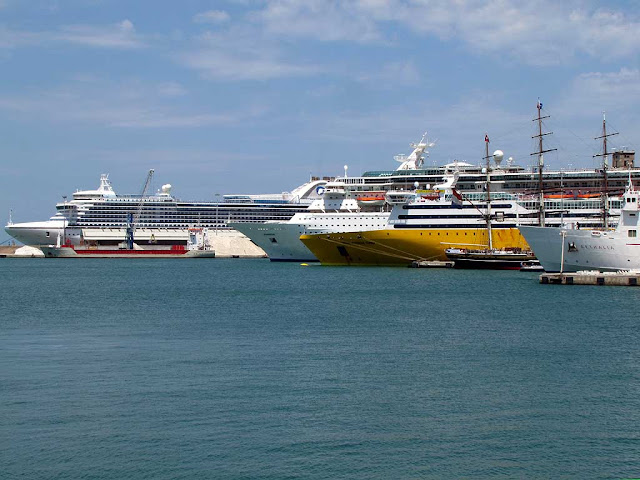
left=484, top=134, right=492, bottom=249
left=530, top=100, right=556, bottom=226
left=593, top=113, right=618, bottom=229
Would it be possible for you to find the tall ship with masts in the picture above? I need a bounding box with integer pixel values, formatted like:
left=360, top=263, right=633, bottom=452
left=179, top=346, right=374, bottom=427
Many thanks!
left=520, top=112, right=640, bottom=272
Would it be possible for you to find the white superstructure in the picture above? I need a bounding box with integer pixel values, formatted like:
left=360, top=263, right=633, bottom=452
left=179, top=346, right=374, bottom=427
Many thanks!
left=520, top=181, right=640, bottom=272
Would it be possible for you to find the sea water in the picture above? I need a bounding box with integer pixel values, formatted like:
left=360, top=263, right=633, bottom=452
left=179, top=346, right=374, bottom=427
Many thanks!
left=2, top=258, right=640, bottom=479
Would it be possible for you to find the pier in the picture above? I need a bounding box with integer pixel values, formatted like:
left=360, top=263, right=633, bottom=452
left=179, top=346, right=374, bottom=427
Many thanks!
left=410, top=260, right=454, bottom=268
left=540, top=271, right=640, bottom=286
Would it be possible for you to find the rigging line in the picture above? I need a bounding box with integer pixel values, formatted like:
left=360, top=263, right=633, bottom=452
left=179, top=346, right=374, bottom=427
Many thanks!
left=317, top=234, right=424, bottom=261
left=603, top=120, right=635, bottom=149
left=533, top=105, right=593, bottom=154
left=341, top=235, right=423, bottom=261
left=489, top=121, right=532, bottom=143
left=559, top=127, right=596, bottom=150
left=319, top=230, right=469, bottom=263
left=358, top=234, right=448, bottom=261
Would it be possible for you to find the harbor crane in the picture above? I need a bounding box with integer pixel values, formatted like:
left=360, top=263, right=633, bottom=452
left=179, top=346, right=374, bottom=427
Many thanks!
left=125, top=169, right=155, bottom=249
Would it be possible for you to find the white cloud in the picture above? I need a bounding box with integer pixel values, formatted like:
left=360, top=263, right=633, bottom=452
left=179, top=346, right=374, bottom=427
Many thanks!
left=556, top=68, right=640, bottom=126
left=180, top=50, right=317, bottom=81
left=0, top=26, right=40, bottom=48
left=157, top=82, right=188, bottom=97
left=193, top=10, right=231, bottom=24
left=248, top=0, right=640, bottom=65
left=54, top=19, right=144, bottom=49
left=250, top=0, right=382, bottom=43
left=177, top=29, right=319, bottom=80
left=0, top=19, right=145, bottom=50
left=0, top=80, right=266, bottom=128
left=356, top=60, right=420, bottom=87
left=173, top=1, right=640, bottom=83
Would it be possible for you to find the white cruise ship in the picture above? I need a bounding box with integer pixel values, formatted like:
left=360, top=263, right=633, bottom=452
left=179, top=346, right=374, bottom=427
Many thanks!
left=5, top=173, right=329, bottom=246
left=229, top=184, right=390, bottom=262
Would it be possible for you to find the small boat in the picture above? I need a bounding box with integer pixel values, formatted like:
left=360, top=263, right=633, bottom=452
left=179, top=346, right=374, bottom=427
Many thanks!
left=520, top=260, right=544, bottom=271
left=356, top=194, right=386, bottom=207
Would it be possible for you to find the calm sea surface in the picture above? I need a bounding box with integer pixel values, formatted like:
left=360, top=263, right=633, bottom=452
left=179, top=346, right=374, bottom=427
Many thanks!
left=2, top=258, right=640, bottom=479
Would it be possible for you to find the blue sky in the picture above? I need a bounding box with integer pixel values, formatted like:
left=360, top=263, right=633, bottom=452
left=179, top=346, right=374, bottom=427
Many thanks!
left=1, top=0, right=640, bottom=236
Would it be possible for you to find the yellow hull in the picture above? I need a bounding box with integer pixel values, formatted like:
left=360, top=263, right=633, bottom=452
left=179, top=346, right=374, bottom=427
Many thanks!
left=300, top=227, right=530, bottom=266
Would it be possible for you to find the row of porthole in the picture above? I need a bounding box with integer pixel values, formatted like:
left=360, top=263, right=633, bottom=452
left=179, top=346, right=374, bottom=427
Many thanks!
left=385, top=232, right=478, bottom=236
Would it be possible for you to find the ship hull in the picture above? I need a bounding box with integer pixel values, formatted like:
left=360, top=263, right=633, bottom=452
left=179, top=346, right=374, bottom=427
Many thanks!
left=5, top=221, right=64, bottom=245
left=229, top=222, right=318, bottom=262
left=229, top=212, right=389, bottom=262
left=41, top=246, right=215, bottom=258
left=446, top=250, right=535, bottom=270
left=300, top=227, right=529, bottom=266
left=519, top=226, right=640, bottom=272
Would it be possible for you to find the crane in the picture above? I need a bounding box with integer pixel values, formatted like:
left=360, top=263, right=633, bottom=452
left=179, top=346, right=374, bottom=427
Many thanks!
left=125, top=169, right=155, bottom=249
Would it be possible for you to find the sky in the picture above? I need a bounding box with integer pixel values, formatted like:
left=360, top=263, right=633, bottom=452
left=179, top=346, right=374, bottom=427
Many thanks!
left=1, top=0, right=640, bottom=239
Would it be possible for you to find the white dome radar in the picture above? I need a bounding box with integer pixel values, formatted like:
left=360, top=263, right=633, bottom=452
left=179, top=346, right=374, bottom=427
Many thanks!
left=493, top=150, right=504, bottom=166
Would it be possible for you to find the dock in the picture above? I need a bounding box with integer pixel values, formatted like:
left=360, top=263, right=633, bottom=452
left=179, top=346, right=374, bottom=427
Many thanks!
left=410, top=260, right=455, bottom=268
left=540, top=271, right=640, bottom=286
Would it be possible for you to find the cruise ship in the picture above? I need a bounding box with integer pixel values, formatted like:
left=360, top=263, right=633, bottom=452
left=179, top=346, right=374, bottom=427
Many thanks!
left=230, top=130, right=636, bottom=261
left=5, top=172, right=329, bottom=246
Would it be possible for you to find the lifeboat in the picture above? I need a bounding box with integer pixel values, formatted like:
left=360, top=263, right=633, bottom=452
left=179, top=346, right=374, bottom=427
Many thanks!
left=545, top=194, right=573, bottom=199
left=545, top=192, right=601, bottom=199
left=356, top=193, right=387, bottom=207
